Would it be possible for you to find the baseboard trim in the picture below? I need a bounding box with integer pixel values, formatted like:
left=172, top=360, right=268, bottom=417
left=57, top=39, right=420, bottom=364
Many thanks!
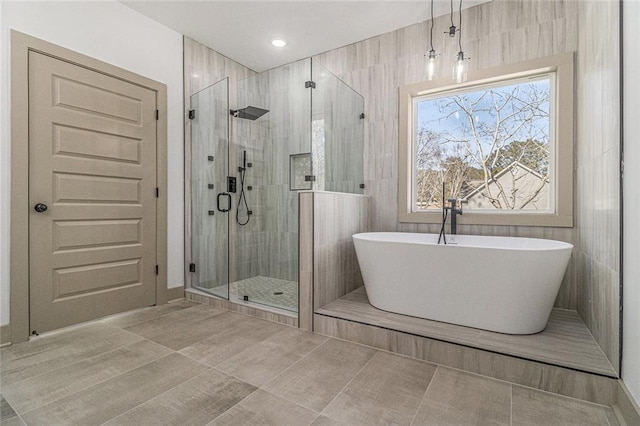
left=166, top=286, right=185, bottom=302
left=616, top=381, right=640, bottom=426
left=1, top=324, right=11, bottom=346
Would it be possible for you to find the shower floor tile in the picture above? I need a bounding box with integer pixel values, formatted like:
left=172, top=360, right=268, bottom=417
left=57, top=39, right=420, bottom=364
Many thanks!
left=0, top=299, right=618, bottom=426
left=209, top=276, right=299, bottom=312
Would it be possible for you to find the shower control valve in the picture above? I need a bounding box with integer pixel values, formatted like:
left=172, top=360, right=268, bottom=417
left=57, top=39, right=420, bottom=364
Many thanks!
left=227, top=176, right=237, bottom=193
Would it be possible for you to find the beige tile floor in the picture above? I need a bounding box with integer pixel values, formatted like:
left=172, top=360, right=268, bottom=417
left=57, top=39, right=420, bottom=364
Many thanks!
left=0, top=300, right=619, bottom=426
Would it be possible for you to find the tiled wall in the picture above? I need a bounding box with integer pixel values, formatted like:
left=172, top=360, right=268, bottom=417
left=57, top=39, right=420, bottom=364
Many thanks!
left=234, top=60, right=312, bottom=283
left=183, top=36, right=256, bottom=288
left=312, top=0, right=579, bottom=309
left=311, top=0, right=620, bottom=373
left=299, top=192, right=370, bottom=330
left=575, top=0, right=620, bottom=373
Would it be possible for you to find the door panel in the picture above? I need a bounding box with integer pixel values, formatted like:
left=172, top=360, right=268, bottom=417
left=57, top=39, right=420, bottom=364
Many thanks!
left=53, top=259, right=142, bottom=300
left=52, top=173, right=142, bottom=204
left=53, top=124, right=141, bottom=163
left=53, top=220, right=142, bottom=251
left=190, top=79, right=229, bottom=299
left=29, top=51, right=157, bottom=333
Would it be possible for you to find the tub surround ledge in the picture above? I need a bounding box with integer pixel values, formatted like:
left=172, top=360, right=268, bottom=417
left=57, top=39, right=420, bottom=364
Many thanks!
left=314, top=313, right=617, bottom=406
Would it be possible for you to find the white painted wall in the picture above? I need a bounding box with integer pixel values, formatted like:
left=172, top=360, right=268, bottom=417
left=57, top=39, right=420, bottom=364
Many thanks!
left=623, top=0, right=640, bottom=407
left=0, top=1, right=185, bottom=326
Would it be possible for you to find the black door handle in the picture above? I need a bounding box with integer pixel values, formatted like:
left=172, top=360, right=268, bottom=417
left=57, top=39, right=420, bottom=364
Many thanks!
left=217, top=193, right=231, bottom=212
left=34, top=203, right=48, bottom=213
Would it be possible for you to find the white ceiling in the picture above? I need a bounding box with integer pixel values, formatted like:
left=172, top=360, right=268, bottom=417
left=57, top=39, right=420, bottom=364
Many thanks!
left=121, top=1, right=490, bottom=72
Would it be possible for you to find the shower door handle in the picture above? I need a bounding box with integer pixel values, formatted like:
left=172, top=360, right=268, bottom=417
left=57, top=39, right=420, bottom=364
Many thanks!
left=217, top=192, right=231, bottom=213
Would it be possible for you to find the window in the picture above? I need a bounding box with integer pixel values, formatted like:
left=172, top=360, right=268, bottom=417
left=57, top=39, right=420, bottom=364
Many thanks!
left=398, top=53, right=574, bottom=227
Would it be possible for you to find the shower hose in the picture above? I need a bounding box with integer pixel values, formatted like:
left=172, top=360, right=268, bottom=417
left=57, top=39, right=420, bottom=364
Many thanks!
left=236, top=166, right=250, bottom=226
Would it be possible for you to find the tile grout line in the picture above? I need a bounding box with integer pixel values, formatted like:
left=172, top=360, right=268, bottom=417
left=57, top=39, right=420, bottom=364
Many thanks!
left=176, top=320, right=292, bottom=367
left=1, top=305, right=202, bottom=390
left=95, top=365, right=216, bottom=426
left=210, top=365, right=263, bottom=390
left=3, top=303, right=279, bottom=423
left=204, top=386, right=262, bottom=425
left=100, top=301, right=199, bottom=329
left=258, top=336, right=334, bottom=392
left=1, top=329, right=148, bottom=391
left=409, top=365, right=440, bottom=426
left=213, top=327, right=320, bottom=374
left=121, top=309, right=250, bottom=352
left=318, top=324, right=616, bottom=411
left=317, top=347, right=380, bottom=418
left=206, top=366, right=321, bottom=422
left=510, top=383, right=513, bottom=426
left=510, top=381, right=615, bottom=410
left=15, top=351, right=179, bottom=420
left=96, top=311, right=298, bottom=425
left=1, top=321, right=128, bottom=367
left=13, top=409, right=28, bottom=426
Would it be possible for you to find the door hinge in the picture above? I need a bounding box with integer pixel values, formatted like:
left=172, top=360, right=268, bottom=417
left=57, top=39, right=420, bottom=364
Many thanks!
left=305, top=80, right=316, bottom=89
left=360, top=113, right=365, bottom=119
left=189, top=263, right=196, bottom=273
left=156, top=110, right=160, bottom=120
left=155, top=187, right=159, bottom=198
left=155, top=265, right=159, bottom=275
left=188, top=109, right=196, bottom=120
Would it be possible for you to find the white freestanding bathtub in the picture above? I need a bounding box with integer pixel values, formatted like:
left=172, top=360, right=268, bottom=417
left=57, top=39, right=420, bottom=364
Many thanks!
left=352, top=232, right=573, bottom=334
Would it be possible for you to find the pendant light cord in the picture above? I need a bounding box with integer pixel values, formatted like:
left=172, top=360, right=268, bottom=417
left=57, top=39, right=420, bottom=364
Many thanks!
left=458, top=0, right=463, bottom=52
left=430, top=0, right=435, bottom=51
left=450, top=0, right=455, bottom=29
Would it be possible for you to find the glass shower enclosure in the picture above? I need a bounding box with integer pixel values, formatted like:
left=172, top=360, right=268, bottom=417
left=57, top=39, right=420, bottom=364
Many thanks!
left=189, top=59, right=364, bottom=315
left=189, top=78, right=230, bottom=299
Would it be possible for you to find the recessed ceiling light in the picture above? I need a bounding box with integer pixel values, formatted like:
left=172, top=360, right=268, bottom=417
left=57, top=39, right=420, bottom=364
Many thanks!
left=271, top=39, right=287, bottom=48
left=192, top=73, right=199, bottom=78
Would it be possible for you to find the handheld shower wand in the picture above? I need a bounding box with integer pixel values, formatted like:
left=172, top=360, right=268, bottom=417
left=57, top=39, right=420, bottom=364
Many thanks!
left=236, top=150, right=252, bottom=226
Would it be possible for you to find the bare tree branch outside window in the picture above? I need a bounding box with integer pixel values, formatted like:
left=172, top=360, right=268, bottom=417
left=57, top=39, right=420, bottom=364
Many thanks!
left=414, top=77, right=552, bottom=211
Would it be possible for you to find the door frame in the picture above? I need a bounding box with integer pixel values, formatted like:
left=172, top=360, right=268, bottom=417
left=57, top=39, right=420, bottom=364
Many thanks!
left=10, top=30, right=170, bottom=343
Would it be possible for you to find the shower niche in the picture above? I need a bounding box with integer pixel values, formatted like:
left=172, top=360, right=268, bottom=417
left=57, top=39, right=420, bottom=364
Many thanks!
left=188, top=58, right=364, bottom=316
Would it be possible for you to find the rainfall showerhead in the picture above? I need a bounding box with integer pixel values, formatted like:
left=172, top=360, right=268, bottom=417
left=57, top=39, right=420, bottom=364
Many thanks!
left=230, top=106, right=269, bottom=120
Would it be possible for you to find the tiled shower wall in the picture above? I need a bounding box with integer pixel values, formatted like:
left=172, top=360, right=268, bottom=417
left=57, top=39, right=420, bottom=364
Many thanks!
left=312, top=0, right=620, bottom=372
left=234, top=60, right=311, bottom=283
left=183, top=36, right=256, bottom=287
left=575, top=0, right=620, bottom=372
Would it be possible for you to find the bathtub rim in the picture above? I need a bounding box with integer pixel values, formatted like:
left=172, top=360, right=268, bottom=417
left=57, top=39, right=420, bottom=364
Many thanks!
left=353, top=232, right=574, bottom=252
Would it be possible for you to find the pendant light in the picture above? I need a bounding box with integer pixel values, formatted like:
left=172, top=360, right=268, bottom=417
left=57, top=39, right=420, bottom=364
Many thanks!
left=425, top=0, right=440, bottom=80
left=452, top=0, right=469, bottom=83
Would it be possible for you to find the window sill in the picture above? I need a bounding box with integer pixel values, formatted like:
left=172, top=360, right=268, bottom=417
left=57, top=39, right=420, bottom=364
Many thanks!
left=398, top=211, right=573, bottom=227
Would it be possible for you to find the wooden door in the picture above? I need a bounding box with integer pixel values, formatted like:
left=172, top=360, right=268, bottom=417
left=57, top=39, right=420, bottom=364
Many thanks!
left=29, top=51, right=158, bottom=334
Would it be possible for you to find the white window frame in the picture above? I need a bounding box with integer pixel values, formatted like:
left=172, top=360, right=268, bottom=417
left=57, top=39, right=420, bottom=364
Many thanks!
left=398, top=53, right=574, bottom=227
